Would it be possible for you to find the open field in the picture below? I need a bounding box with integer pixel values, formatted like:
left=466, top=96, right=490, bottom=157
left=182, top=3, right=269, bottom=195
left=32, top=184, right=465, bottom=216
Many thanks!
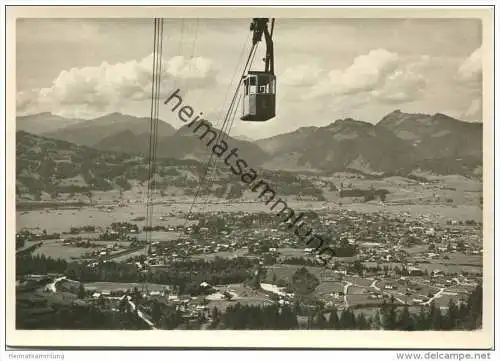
left=16, top=202, right=190, bottom=233
left=326, top=173, right=481, bottom=205
left=190, top=248, right=250, bottom=261
left=32, top=243, right=92, bottom=261
left=16, top=198, right=333, bottom=233
left=277, top=247, right=311, bottom=258
left=84, top=281, right=171, bottom=292
left=206, top=283, right=275, bottom=311
left=435, top=254, right=482, bottom=266
left=27, top=237, right=137, bottom=261
left=362, top=260, right=482, bottom=274
left=264, top=264, right=326, bottom=283
left=347, top=294, right=385, bottom=307
left=345, top=276, right=373, bottom=287
left=347, top=285, right=368, bottom=295
left=313, top=282, right=344, bottom=298
left=17, top=201, right=482, bottom=236
left=432, top=293, right=469, bottom=308
left=109, top=247, right=148, bottom=262
left=342, top=203, right=481, bottom=224
left=17, top=172, right=482, bottom=235
left=136, top=231, right=182, bottom=242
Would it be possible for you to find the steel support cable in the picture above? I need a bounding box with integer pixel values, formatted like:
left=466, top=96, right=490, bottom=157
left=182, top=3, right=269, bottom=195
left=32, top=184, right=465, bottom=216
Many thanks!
left=215, top=93, right=243, bottom=207
left=149, top=21, right=163, bottom=233
left=200, top=42, right=258, bottom=193
left=145, top=19, right=159, bottom=243
left=220, top=24, right=273, bottom=208
left=184, top=42, right=256, bottom=202
left=143, top=18, right=161, bottom=294
left=146, top=19, right=164, bottom=247
left=222, top=41, right=259, bottom=143
left=207, top=31, right=251, bottom=137
left=183, top=43, right=258, bottom=224
left=203, top=43, right=258, bottom=211
left=197, top=72, right=250, bottom=212
left=199, top=91, right=242, bottom=211
left=151, top=19, right=164, bottom=228
left=194, top=33, right=253, bottom=213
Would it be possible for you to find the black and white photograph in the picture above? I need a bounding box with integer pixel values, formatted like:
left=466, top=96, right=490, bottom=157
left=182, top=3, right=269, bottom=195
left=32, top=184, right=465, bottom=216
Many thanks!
left=5, top=5, right=495, bottom=350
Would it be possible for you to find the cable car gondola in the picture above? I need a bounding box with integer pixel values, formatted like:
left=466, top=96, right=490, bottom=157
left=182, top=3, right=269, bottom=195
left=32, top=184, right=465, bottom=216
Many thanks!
left=241, top=18, right=276, bottom=122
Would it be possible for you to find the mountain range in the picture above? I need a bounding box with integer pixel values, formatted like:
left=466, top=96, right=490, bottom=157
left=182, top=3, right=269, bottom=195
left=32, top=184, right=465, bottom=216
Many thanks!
left=42, top=112, right=177, bottom=147
left=16, top=109, right=483, bottom=177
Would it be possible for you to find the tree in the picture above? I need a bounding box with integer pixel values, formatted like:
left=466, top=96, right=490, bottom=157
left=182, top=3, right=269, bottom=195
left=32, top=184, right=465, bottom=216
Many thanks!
left=314, top=312, right=328, bottom=329
left=352, top=260, right=364, bottom=275
left=428, top=302, right=442, bottom=330
left=397, top=306, right=415, bottom=331
left=442, top=298, right=459, bottom=330
left=415, top=306, right=429, bottom=330
left=356, top=313, right=370, bottom=330
left=338, top=308, right=356, bottom=329
left=132, top=287, right=142, bottom=305
left=210, top=307, right=220, bottom=329
left=118, top=297, right=129, bottom=314
left=77, top=283, right=86, bottom=299
left=380, top=297, right=398, bottom=330
left=290, top=267, right=320, bottom=296
left=327, top=307, right=339, bottom=329
left=371, top=310, right=383, bottom=330
left=151, top=301, right=163, bottom=324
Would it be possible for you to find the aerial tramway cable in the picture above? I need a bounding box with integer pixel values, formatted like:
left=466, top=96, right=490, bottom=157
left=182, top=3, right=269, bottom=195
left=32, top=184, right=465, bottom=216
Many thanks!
left=195, top=32, right=253, bottom=213
left=200, top=41, right=259, bottom=212
left=143, top=20, right=273, bottom=272
left=197, top=42, right=257, bottom=214
left=144, top=18, right=164, bottom=293
left=185, top=43, right=257, bottom=219
left=182, top=42, right=259, bottom=226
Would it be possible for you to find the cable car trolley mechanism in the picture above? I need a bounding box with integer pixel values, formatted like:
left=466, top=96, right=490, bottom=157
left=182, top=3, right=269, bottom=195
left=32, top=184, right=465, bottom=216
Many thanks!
left=241, top=18, right=276, bottom=122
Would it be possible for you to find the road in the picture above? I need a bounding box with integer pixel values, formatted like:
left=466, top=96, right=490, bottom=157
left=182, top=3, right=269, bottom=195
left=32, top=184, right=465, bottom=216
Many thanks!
left=366, top=279, right=406, bottom=304
left=126, top=298, right=157, bottom=330
left=422, top=288, right=446, bottom=305
left=45, top=276, right=67, bottom=293
left=343, top=282, right=352, bottom=308
left=372, top=279, right=449, bottom=306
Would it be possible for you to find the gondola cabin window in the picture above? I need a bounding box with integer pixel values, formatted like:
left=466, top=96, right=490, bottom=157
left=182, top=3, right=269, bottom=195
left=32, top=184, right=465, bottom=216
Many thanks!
left=241, top=71, right=276, bottom=122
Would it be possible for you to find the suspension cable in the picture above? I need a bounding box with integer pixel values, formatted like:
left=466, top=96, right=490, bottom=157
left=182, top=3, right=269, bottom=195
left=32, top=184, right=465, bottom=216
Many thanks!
left=199, top=42, right=259, bottom=211
left=195, top=32, right=253, bottom=213
left=145, top=18, right=164, bottom=288
left=182, top=43, right=258, bottom=226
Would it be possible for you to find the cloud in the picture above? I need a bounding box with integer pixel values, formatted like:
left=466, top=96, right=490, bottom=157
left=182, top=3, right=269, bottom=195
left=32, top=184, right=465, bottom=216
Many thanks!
left=300, top=49, right=428, bottom=106
left=280, top=64, right=324, bottom=87
left=16, top=53, right=219, bottom=118
left=328, top=49, right=400, bottom=95
left=461, top=98, right=482, bottom=121
left=370, top=58, right=428, bottom=104
left=456, top=45, right=482, bottom=84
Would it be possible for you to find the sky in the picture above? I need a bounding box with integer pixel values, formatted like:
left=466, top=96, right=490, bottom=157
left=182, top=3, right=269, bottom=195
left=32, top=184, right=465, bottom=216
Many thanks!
left=16, top=18, right=483, bottom=139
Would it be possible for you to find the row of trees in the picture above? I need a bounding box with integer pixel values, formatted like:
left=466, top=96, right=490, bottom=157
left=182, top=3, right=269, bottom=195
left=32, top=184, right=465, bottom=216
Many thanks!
left=15, top=254, right=259, bottom=295
left=16, top=254, right=68, bottom=276
left=207, top=286, right=482, bottom=330
left=211, top=304, right=298, bottom=330
left=16, top=302, right=150, bottom=330
left=313, top=290, right=481, bottom=331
